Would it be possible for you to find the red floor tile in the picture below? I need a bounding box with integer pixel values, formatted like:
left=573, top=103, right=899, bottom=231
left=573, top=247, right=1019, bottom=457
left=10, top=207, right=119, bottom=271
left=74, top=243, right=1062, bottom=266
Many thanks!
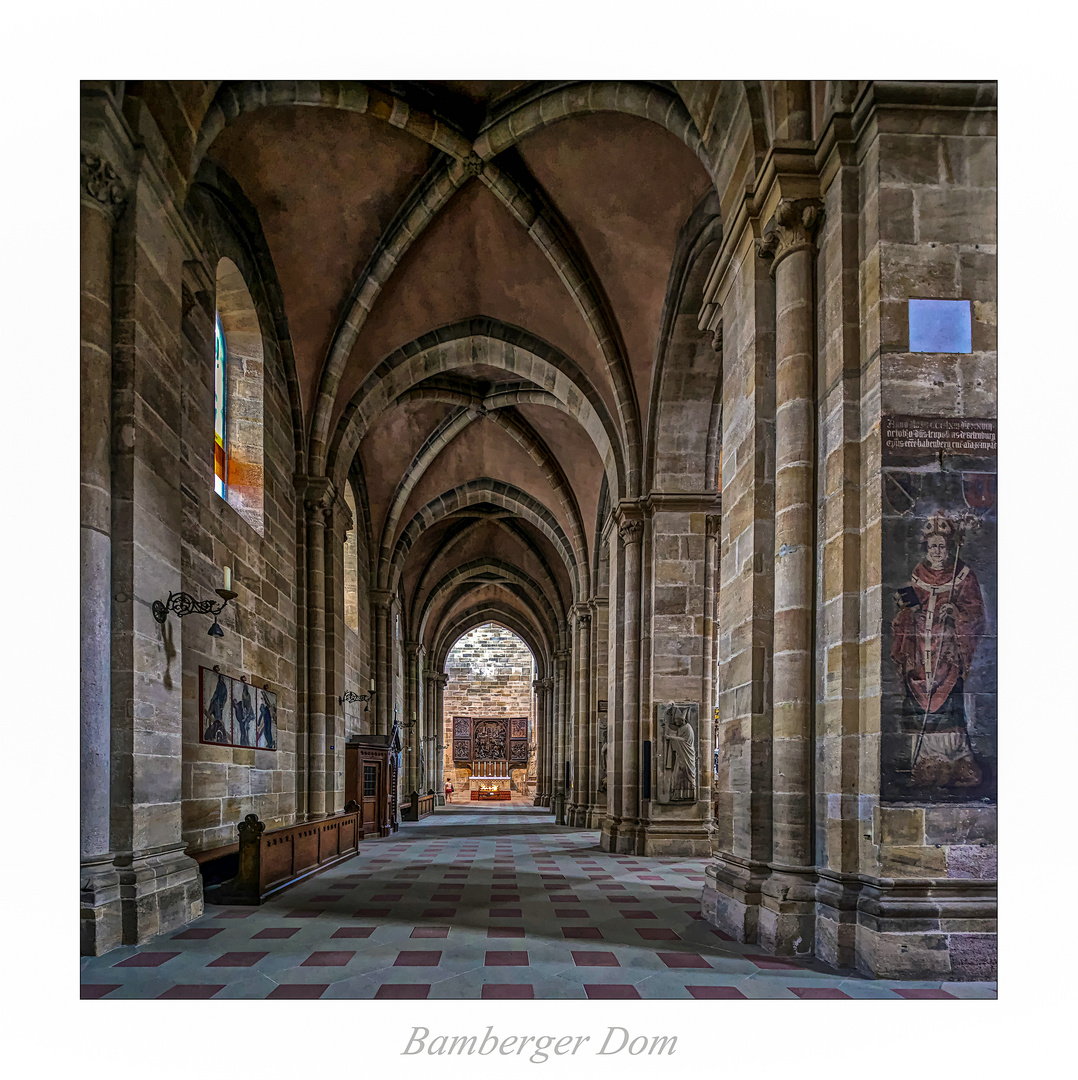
left=493, top=874, right=516, bottom=879
left=488, top=927, right=526, bottom=938
left=395, top=950, right=442, bottom=967
left=572, top=951, right=620, bottom=967
left=114, top=952, right=180, bottom=968
left=658, top=952, right=711, bottom=969
left=745, top=955, right=802, bottom=970
left=650, top=885, right=680, bottom=891
left=444, top=873, right=468, bottom=879
left=302, top=951, right=354, bottom=967
left=172, top=928, right=225, bottom=940
left=329, top=884, right=356, bottom=890
left=790, top=987, right=851, bottom=999
left=311, top=894, right=342, bottom=902
left=637, top=928, right=680, bottom=941
left=893, top=988, right=957, bottom=999
left=491, top=883, right=517, bottom=889
left=411, top=927, right=450, bottom=938
left=284, top=910, right=321, bottom=919
left=709, top=926, right=734, bottom=940
left=547, top=895, right=581, bottom=903
left=252, top=927, right=301, bottom=940
left=563, top=927, right=603, bottom=940
left=584, top=984, right=640, bottom=999
left=333, top=927, right=376, bottom=939
left=213, top=910, right=253, bottom=919
left=489, top=908, right=523, bottom=918
left=81, top=985, right=120, bottom=999
left=485, top=951, right=529, bottom=966
left=158, top=984, right=225, bottom=999
left=431, top=895, right=461, bottom=902
left=621, top=911, right=657, bottom=919
left=482, top=984, right=535, bottom=999
left=375, top=984, right=431, bottom=999
left=598, top=883, right=627, bottom=890
left=687, top=986, right=746, bottom=999
left=554, top=908, right=591, bottom=919
left=371, top=894, right=404, bottom=901
left=422, top=908, right=457, bottom=917
left=668, top=897, right=698, bottom=905
left=355, top=907, right=391, bottom=917
left=541, top=874, right=565, bottom=880
left=207, top=952, right=268, bottom=968
left=588, top=874, right=614, bottom=880
left=637, top=875, right=663, bottom=881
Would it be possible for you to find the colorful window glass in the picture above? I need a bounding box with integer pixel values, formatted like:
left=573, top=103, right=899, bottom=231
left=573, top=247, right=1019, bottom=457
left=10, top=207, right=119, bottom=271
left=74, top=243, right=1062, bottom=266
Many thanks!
left=214, top=313, right=227, bottom=497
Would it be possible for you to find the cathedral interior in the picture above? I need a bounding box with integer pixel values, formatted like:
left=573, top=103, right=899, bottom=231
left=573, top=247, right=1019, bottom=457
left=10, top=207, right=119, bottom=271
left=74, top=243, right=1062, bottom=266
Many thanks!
left=78, top=77, right=999, bottom=1003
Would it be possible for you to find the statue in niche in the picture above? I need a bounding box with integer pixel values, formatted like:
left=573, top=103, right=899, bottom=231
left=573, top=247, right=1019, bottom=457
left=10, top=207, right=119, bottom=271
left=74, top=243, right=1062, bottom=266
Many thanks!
left=656, top=702, right=699, bottom=803
left=597, top=714, right=608, bottom=794
left=890, top=510, right=986, bottom=790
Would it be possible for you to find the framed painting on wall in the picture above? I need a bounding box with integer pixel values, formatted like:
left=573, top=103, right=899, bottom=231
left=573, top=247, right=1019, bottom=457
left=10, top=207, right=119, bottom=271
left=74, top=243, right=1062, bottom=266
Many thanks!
left=257, top=686, right=277, bottom=750
left=200, top=667, right=232, bottom=746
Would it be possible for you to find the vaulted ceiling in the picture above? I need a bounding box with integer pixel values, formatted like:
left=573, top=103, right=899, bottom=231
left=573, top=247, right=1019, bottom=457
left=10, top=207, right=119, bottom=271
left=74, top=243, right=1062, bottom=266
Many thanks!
left=170, top=79, right=724, bottom=669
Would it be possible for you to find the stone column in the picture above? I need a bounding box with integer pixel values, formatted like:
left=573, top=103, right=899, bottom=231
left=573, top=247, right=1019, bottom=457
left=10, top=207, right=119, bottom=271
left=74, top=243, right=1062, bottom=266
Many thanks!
left=552, top=648, right=570, bottom=824
left=435, top=672, right=449, bottom=800
left=370, top=590, right=392, bottom=735
left=758, top=198, right=822, bottom=956
left=586, top=597, right=608, bottom=828
left=109, top=132, right=203, bottom=948
left=570, top=606, right=592, bottom=826
left=304, top=478, right=334, bottom=820
left=603, top=506, right=644, bottom=853
left=80, top=147, right=126, bottom=955
left=324, top=487, right=351, bottom=816
left=405, top=641, right=421, bottom=793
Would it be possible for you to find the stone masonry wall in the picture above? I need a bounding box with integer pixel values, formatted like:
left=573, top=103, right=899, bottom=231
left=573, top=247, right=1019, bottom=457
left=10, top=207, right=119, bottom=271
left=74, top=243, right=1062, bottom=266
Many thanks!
left=442, top=624, right=535, bottom=793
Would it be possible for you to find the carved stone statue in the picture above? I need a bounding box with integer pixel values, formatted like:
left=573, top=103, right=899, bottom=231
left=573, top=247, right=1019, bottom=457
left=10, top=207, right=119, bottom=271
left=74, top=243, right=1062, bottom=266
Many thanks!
left=656, top=702, right=699, bottom=803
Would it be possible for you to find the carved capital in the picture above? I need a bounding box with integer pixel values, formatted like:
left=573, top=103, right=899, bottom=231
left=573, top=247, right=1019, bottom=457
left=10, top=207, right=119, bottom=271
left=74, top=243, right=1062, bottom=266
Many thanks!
left=618, top=518, right=644, bottom=545
left=81, top=152, right=128, bottom=216
left=710, top=315, right=723, bottom=358
left=758, top=198, right=823, bottom=274
left=370, top=588, right=394, bottom=614
left=705, top=514, right=722, bottom=540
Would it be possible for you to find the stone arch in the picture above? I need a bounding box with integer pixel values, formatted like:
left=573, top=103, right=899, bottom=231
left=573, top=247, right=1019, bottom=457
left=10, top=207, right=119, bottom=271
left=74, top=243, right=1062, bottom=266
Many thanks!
left=375, top=404, right=589, bottom=600
left=645, top=190, right=724, bottom=494
left=474, top=81, right=712, bottom=182
left=432, top=606, right=551, bottom=680
left=416, top=559, right=564, bottom=651
left=186, top=160, right=306, bottom=476
left=389, top=479, right=583, bottom=601
left=327, top=320, right=626, bottom=505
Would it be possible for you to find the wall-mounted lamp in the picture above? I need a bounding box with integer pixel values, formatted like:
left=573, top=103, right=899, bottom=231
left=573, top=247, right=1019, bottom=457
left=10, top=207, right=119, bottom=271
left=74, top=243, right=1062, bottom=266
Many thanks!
left=154, top=566, right=236, bottom=637
left=340, top=678, right=377, bottom=712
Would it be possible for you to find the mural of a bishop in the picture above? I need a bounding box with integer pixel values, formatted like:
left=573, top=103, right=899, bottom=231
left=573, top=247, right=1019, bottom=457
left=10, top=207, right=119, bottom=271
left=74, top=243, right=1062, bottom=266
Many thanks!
left=890, top=511, right=985, bottom=789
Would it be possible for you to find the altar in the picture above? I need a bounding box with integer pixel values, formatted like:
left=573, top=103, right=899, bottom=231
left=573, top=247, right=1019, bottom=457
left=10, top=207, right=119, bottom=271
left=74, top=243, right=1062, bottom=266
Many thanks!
left=453, top=715, right=528, bottom=801
left=470, top=760, right=512, bottom=801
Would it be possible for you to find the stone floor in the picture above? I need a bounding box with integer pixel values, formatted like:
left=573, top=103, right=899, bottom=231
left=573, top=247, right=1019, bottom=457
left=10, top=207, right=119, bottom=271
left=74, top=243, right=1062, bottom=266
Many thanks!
left=80, top=803, right=998, bottom=999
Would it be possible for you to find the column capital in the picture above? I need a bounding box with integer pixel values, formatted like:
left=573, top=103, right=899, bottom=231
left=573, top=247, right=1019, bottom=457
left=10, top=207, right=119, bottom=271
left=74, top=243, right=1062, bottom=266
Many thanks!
left=81, top=151, right=128, bottom=217
left=534, top=677, right=554, bottom=692
left=757, top=197, right=823, bottom=275
left=706, top=513, right=722, bottom=539
left=573, top=602, right=591, bottom=629
left=369, top=588, right=394, bottom=613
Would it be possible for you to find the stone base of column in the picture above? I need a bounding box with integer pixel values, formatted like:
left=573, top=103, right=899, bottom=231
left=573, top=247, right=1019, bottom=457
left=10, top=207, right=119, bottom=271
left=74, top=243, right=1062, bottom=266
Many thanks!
left=701, top=854, right=769, bottom=943
left=435, top=795, right=445, bottom=806
left=535, top=793, right=551, bottom=808
left=553, top=793, right=567, bottom=825
left=80, top=855, right=123, bottom=956
left=639, top=822, right=712, bottom=858
left=600, top=817, right=643, bottom=854
left=813, top=872, right=861, bottom=971
left=584, top=804, right=606, bottom=830
left=847, top=878, right=997, bottom=981
left=758, top=868, right=818, bottom=959
left=115, top=845, right=203, bottom=946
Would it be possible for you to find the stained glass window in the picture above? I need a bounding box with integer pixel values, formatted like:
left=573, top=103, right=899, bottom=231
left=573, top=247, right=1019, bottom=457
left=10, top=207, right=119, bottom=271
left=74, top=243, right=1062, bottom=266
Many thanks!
left=214, top=313, right=227, bottom=497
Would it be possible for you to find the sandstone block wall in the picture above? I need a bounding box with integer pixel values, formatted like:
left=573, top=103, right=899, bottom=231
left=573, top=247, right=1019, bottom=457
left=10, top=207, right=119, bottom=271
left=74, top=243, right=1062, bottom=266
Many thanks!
left=442, top=624, right=536, bottom=791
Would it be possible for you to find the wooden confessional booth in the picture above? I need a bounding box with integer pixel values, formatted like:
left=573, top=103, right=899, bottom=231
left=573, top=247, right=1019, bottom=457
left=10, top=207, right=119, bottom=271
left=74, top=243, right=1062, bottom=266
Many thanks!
left=345, top=725, right=402, bottom=838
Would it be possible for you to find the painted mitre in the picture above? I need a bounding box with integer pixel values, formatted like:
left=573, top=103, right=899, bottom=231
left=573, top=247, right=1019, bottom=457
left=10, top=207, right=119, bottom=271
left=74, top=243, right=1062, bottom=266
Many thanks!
left=919, top=511, right=956, bottom=544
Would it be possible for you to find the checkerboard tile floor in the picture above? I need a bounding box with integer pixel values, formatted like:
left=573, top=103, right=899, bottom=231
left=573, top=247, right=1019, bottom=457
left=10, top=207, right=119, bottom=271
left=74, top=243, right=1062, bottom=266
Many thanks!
left=80, top=803, right=997, bottom=1000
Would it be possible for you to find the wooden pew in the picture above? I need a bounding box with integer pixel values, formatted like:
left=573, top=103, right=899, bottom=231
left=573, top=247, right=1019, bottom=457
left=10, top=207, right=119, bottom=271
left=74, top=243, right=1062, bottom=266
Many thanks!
left=209, top=806, right=361, bottom=905
left=402, top=790, right=436, bottom=820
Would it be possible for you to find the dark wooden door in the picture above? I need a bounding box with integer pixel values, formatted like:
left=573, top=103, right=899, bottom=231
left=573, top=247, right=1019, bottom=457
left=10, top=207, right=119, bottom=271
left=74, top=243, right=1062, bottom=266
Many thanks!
left=361, top=760, right=381, bottom=838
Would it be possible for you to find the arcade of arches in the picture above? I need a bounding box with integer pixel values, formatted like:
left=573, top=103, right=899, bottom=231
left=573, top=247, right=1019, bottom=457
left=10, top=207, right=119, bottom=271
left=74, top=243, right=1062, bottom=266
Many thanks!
left=80, top=79, right=997, bottom=985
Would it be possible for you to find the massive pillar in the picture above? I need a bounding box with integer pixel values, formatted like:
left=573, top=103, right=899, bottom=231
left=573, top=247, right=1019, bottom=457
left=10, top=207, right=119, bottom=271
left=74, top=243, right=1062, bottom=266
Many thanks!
left=552, top=649, right=570, bottom=823
left=108, top=104, right=204, bottom=947
left=532, top=678, right=551, bottom=807
left=80, top=135, right=126, bottom=955
left=405, top=641, right=421, bottom=793
left=324, top=486, right=351, bottom=816
left=701, top=229, right=778, bottom=941
left=757, top=198, right=822, bottom=955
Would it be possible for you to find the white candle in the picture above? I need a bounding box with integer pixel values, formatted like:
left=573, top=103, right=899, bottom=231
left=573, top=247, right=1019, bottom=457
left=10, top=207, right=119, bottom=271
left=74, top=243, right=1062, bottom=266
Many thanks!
left=223, top=566, right=232, bottom=591
left=370, top=678, right=375, bottom=691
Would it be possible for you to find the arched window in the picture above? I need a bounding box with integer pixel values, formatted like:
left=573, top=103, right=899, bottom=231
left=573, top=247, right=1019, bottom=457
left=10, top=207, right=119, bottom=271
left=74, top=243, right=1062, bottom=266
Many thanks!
left=213, top=313, right=227, bottom=498
left=214, top=257, right=264, bottom=533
